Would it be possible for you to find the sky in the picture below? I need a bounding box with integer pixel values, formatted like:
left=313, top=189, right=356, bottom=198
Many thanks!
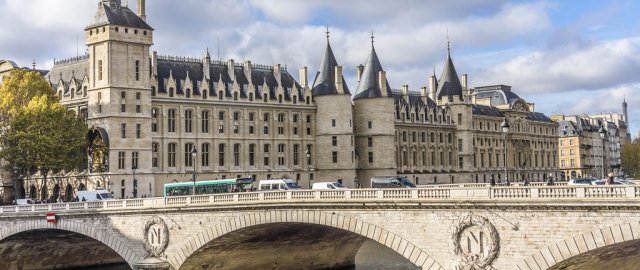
left=1, top=0, right=639, bottom=137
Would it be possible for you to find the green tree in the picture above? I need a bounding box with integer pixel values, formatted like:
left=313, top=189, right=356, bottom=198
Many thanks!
left=621, top=139, right=640, bottom=179
left=0, top=69, right=87, bottom=201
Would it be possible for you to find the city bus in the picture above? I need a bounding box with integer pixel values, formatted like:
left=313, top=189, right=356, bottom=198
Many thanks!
left=163, top=178, right=254, bottom=197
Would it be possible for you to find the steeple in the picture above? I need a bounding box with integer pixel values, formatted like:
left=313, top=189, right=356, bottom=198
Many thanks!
left=436, top=41, right=463, bottom=101
left=87, top=0, right=152, bottom=31
left=311, top=27, right=350, bottom=96
left=352, top=33, right=391, bottom=100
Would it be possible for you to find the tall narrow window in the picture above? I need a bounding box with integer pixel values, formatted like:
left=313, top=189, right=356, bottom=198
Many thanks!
left=293, top=144, right=299, bottom=165
left=264, top=144, right=270, bottom=166
left=202, top=111, right=209, bottom=133
left=368, top=137, right=373, bottom=147
left=186, top=89, right=191, bottom=98
left=218, top=144, right=225, bottom=166
left=135, top=60, right=140, bottom=81
left=167, top=109, right=176, bottom=132
left=121, top=91, right=126, bottom=112
left=151, top=108, right=158, bottom=132
left=234, top=144, right=241, bottom=166
left=185, top=110, right=192, bottom=133
left=121, top=123, right=126, bottom=138
left=332, top=136, right=337, bottom=146
left=118, top=152, right=125, bottom=169
left=168, top=143, right=176, bottom=167
left=278, top=144, right=285, bottom=166
left=249, top=144, right=255, bottom=166
left=98, top=60, right=103, bottom=81
left=201, top=143, right=209, bottom=167
left=132, top=152, right=139, bottom=169
left=152, top=143, right=158, bottom=168
left=332, top=151, right=338, bottom=163
left=185, top=143, right=194, bottom=167
left=98, top=92, right=102, bottom=113
left=136, top=123, right=141, bottom=139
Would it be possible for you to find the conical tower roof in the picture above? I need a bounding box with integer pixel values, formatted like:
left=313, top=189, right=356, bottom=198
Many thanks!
left=311, top=35, right=350, bottom=96
left=353, top=41, right=391, bottom=100
left=436, top=50, right=463, bottom=101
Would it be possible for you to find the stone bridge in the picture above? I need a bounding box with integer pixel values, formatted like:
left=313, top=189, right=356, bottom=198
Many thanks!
left=1, top=185, right=640, bottom=270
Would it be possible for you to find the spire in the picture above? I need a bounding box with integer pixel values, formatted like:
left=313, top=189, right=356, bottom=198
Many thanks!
left=370, top=29, right=375, bottom=48
left=205, top=47, right=211, bottom=59
left=32, top=59, right=36, bottom=70
left=436, top=40, right=463, bottom=101
left=311, top=28, right=350, bottom=96
left=353, top=36, right=392, bottom=100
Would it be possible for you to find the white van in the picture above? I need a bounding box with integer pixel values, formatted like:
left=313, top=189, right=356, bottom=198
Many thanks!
left=77, top=189, right=114, bottom=201
left=258, top=179, right=300, bottom=191
left=312, top=182, right=347, bottom=190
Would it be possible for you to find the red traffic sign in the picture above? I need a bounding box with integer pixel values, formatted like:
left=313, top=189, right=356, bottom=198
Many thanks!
left=46, top=213, right=57, bottom=223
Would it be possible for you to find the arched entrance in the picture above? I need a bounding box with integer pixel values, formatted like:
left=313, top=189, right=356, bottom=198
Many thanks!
left=29, top=185, right=37, bottom=199
left=65, top=184, right=74, bottom=202
left=53, top=184, right=61, bottom=202
left=78, top=183, right=86, bottom=191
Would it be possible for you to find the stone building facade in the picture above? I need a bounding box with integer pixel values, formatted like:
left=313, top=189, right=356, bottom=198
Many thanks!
left=553, top=111, right=629, bottom=180
left=6, top=0, right=558, bottom=200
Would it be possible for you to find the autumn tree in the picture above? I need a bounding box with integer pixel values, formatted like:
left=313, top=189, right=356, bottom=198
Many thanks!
left=0, top=69, right=87, bottom=201
left=621, top=138, right=640, bottom=179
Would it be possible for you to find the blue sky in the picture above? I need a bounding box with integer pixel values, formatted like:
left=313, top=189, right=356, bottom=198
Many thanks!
left=1, top=0, right=639, bottom=136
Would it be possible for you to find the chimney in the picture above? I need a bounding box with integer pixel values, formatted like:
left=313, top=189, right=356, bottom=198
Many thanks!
left=137, top=0, right=146, bottom=21
left=334, top=66, right=343, bottom=94
left=227, top=59, right=235, bottom=82
left=428, top=75, right=437, bottom=100
left=299, top=66, right=308, bottom=88
left=378, top=71, right=387, bottom=96
left=152, top=51, right=157, bottom=77
left=461, top=74, right=468, bottom=89
left=244, top=60, right=252, bottom=85
left=402, top=85, right=409, bottom=96
left=420, top=86, right=428, bottom=97
left=356, top=64, right=364, bottom=83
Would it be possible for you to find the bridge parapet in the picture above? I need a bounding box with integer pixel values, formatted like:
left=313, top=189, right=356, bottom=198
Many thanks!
left=1, top=186, right=638, bottom=215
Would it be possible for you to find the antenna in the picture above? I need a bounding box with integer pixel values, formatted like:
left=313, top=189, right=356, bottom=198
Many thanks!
left=326, top=25, right=330, bottom=41
left=32, top=59, right=36, bottom=70
left=447, top=27, right=451, bottom=55
left=76, top=33, right=79, bottom=57
left=217, top=38, right=220, bottom=60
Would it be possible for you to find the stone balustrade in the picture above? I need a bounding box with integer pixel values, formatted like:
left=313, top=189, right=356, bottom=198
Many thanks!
left=1, top=185, right=638, bottom=214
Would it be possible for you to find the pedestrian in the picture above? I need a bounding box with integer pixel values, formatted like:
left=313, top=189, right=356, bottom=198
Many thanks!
left=490, top=176, right=496, bottom=187
left=81, top=196, right=86, bottom=202
left=546, top=174, right=554, bottom=186
left=606, top=173, right=614, bottom=185
left=523, top=179, right=529, bottom=186
left=505, top=178, right=510, bottom=186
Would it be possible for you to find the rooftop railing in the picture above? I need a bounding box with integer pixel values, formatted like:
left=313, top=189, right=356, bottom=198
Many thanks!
left=1, top=185, right=638, bottom=214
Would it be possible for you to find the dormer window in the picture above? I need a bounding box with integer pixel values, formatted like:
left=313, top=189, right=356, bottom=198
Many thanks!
left=125, top=28, right=128, bottom=33
left=115, top=27, right=119, bottom=32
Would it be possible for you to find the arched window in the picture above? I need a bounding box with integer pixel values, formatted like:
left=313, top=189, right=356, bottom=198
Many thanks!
left=186, top=89, right=191, bottom=98
left=169, top=87, right=174, bottom=97
left=202, top=90, right=207, bottom=99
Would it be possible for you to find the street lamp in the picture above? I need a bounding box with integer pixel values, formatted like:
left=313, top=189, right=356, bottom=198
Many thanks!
left=501, top=117, right=510, bottom=184
left=598, top=125, right=606, bottom=179
left=12, top=165, right=19, bottom=200
left=191, top=146, right=198, bottom=195
left=305, top=149, right=311, bottom=189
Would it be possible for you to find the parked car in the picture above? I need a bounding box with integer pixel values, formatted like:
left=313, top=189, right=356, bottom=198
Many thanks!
left=567, top=177, right=598, bottom=185
left=371, top=176, right=416, bottom=188
left=257, top=179, right=300, bottom=191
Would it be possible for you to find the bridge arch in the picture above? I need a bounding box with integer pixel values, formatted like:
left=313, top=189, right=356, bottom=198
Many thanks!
left=519, top=221, right=640, bottom=269
left=0, top=219, right=145, bottom=268
left=171, top=209, right=443, bottom=269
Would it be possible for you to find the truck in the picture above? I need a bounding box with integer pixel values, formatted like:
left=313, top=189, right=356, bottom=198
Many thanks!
left=257, top=179, right=300, bottom=191
left=76, top=189, right=114, bottom=202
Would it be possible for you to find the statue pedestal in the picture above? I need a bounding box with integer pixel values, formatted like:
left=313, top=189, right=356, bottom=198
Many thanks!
left=134, top=257, right=171, bottom=270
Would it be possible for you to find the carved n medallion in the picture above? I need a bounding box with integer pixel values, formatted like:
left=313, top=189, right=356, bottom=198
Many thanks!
left=143, top=216, right=170, bottom=258
left=450, top=213, right=500, bottom=270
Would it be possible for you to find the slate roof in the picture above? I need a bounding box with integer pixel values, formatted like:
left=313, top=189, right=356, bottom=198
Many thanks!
left=46, top=57, right=89, bottom=92
left=436, top=52, right=463, bottom=101
left=527, top=112, right=555, bottom=123
left=353, top=45, right=392, bottom=100
left=472, top=104, right=504, bottom=117
left=392, top=90, right=438, bottom=120
left=155, top=58, right=303, bottom=101
left=86, top=1, right=153, bottom=30
left=311, top=39, right=350, bottom=96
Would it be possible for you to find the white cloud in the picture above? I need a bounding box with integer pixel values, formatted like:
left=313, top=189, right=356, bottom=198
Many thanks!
left=475, top=37, right=640, bottom=93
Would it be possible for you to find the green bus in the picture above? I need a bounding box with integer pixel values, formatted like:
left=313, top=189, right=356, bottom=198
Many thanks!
left=163, top=178, right=254, bottom=197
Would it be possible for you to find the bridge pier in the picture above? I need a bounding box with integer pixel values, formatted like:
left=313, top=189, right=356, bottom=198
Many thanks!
left=134, top=257, right=171, bottom=270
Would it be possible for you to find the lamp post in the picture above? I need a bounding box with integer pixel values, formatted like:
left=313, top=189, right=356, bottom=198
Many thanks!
left=191, top=146, right=198, bottom=195
left=598, top=125, right=606, bottom=179
left=501, top=117, right=510, bottom=184
left=12, top=165, right=19, bottom=200
left=305, top=149, right=311, bottom=189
